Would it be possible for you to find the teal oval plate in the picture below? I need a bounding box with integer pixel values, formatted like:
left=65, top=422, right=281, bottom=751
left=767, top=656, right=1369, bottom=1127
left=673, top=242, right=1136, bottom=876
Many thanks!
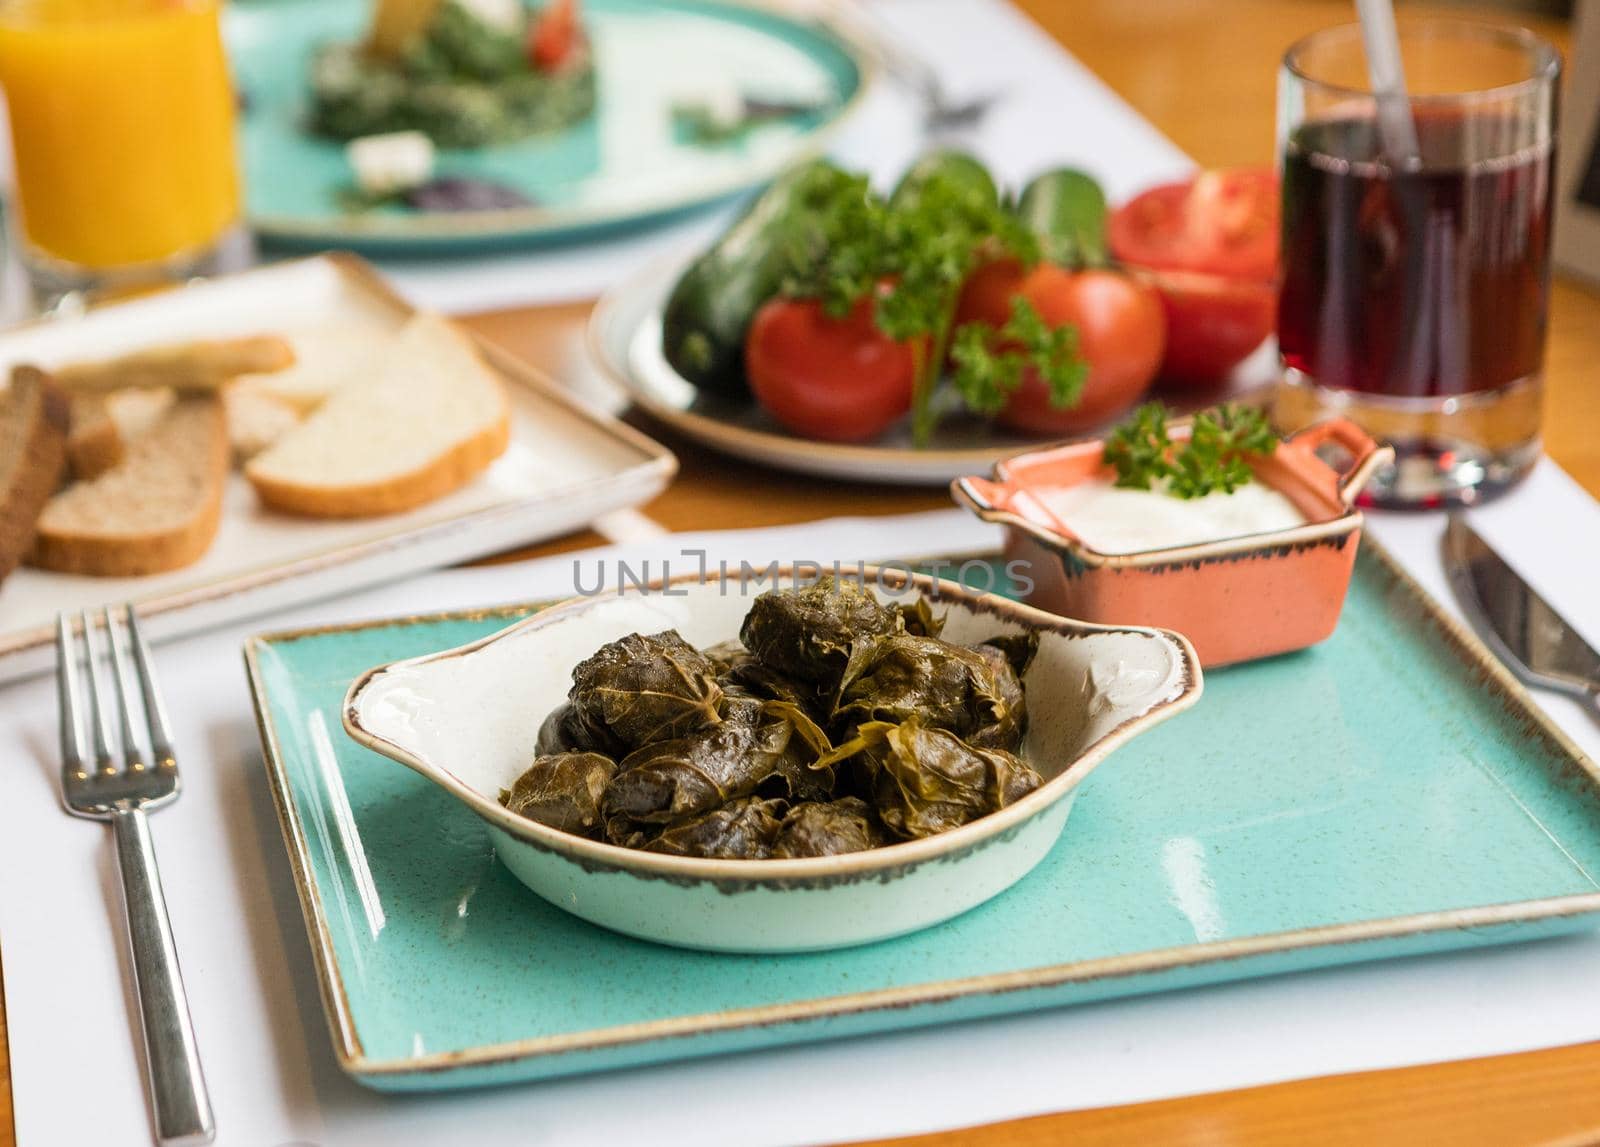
left=228, top=0, right=872, bottom=253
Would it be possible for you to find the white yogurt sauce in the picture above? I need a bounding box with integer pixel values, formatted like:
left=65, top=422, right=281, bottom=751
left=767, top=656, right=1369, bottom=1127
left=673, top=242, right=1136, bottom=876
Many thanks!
left=1036, top=478, right=1306, bottom=555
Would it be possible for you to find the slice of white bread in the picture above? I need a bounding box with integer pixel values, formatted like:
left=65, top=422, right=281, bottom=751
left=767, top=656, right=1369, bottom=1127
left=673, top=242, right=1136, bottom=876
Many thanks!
left=245, top=313, right=510, bottom=518
left=229, top=326, right=381, bottom=415
left=30, top=395, right=228, bottom=576
left=221, top=384, right=302, bottom=462
left=0, top=367, right=69, bottom=583
left=67, top=388, right=176, bottom=480
left=56, top=335, right=295, bottom=393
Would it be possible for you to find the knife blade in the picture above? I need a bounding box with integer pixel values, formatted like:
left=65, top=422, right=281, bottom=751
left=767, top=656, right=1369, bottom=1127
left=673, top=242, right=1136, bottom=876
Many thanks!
left=1445, top=514, right=1600, bottom=708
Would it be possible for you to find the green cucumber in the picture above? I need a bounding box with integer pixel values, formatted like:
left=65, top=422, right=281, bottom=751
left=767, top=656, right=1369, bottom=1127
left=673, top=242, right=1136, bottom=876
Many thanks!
left=1016, top=168, right=1108, bottom=267
left=890, top=149, right=998, bottom=211
left=661, top=159, right=857, bottom=398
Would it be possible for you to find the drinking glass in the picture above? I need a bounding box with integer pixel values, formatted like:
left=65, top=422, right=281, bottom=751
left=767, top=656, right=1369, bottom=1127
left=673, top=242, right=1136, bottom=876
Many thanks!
left=1275, top=19, right=1560, bottom=508
left=0, top=0, right=242, bottom=310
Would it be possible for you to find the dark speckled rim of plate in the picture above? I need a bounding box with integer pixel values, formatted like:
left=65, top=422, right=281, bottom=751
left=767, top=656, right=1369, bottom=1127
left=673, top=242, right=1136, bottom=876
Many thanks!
left=338, top=564, right=1202, bottom=883
left=242, top=0, right=882, bottom=248
left=243, top=538, right=1600, bottom=1079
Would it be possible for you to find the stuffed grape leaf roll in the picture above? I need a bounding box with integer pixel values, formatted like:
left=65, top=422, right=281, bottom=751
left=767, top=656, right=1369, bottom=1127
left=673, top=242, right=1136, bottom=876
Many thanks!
left=771, top=797, right=887, bottom=858
left=824, top=717, right=1043, bottom=839
left=740, top=576, right=901, bottom=686
left=568, top=630, right=724, bottom=751
left=643, top=796, right=787, bottom=859
left=500, top=751, right=618, bottom=837
left=835, top=634, right=1023, bottom=751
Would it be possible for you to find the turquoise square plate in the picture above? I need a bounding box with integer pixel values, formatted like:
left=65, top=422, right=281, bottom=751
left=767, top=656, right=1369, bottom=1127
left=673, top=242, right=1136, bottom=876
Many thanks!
left=228, top=0, right=871, bottom=253
left=244, top=544, right=1600, bottom=1091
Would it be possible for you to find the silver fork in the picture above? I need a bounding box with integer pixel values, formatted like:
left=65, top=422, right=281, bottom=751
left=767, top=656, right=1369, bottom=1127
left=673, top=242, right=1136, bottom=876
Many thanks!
left=846, top=5, right=1004, bottom=136
left=57, top=606, right=215, bottom=1146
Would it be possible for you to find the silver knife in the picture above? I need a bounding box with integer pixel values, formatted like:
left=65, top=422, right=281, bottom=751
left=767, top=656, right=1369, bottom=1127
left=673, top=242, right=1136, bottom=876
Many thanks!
left=1445, top=514, right=1600, bottom=717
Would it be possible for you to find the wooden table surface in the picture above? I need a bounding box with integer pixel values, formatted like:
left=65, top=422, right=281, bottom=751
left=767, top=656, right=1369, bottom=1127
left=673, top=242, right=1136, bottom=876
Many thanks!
left=8, top=0, right=1600, bottom=1143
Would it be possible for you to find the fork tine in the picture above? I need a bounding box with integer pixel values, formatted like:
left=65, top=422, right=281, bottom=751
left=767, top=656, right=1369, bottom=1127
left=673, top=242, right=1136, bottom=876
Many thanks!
left=56, top=613, right=88, bottom=781
left=79, top=608, right=118, bottom=777
left=105, top=607, right=148, bottom=772
left=125, top=606, right=175, bottom=769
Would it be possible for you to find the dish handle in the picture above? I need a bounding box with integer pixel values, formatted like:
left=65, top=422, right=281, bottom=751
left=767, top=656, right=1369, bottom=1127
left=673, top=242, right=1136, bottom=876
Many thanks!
left=952, top=473, right=1089, bottom=549
left=1279, top=419, right=1393, bottom=508
left=952, top=475, right=1011, bottom=520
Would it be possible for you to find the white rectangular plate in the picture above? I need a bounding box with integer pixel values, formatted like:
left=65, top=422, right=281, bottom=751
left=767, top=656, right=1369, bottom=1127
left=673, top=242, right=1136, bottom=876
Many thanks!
left=0, top=254, right=676, bottom=682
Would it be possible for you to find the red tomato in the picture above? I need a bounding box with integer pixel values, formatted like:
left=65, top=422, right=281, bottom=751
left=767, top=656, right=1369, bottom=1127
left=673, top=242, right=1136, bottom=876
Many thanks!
left=746, top=297, right=916, bottom=443
left=954, top=260, right=1166, bottom=436
left=1108, top=168, right=1280, bottom=385
left=528, top=0, right=582, bottom=72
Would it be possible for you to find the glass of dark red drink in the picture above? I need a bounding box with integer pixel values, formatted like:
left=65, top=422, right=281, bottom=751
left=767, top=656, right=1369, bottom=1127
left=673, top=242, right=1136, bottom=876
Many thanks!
left=1276, top=20, right=1560, bottom=508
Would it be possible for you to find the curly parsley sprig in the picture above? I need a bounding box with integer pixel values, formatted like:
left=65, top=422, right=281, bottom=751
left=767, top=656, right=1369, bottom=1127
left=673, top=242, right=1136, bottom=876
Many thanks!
left=1103, top=403, right=1278, bottom=499
left=950, top=297, right=1086, bottom=415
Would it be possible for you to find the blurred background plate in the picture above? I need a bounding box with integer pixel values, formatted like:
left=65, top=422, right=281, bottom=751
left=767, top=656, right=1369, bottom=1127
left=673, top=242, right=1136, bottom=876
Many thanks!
left=229, top=0, right=874, bottom=253
left=589, top=251, right=1276, bottom=486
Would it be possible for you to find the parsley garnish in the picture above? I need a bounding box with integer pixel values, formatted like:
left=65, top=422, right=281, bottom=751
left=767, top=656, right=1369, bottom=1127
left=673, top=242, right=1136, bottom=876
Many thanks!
left=950, top=296, right=1086, bottom=415
left=1103, top=403, right=1278, bottom=498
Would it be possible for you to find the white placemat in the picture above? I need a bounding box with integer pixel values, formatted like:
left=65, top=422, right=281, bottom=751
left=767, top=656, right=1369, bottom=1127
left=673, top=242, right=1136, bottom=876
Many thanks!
left=4, top=471, right=1600, bottom=1147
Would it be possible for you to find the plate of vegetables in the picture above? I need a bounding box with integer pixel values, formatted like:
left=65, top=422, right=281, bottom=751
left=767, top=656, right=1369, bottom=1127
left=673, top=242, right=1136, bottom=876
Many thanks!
left=588, top=153, right=1282, bottom=484
left=344, top=571, right=1200, bottom=951
left=229, top=0, right=873, bottom=251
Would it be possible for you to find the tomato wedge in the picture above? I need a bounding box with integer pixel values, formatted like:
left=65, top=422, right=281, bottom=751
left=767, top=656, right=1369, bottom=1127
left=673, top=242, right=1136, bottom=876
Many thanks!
left=1109, top=168, right=1280, bottom=385
left=746, top=297, right=916, bottom=443
left=1109, top=168, right=1279, bottom=282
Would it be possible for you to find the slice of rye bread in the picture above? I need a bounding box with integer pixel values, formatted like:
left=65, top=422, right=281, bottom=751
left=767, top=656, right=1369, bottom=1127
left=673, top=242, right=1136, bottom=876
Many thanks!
left=30, top=395, right=229, bottom=576
left=66, top=388, right=176, bottom=479
left=0, top=367, right=70, bottom=582
left=245, top=313, right=510, bottom=518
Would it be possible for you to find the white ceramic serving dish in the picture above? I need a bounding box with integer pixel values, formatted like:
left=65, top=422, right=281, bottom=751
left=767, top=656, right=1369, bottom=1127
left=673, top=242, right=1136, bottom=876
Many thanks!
left=0, top=254, right=676, bottom=683
left=343, top=569, right=1202, bottom=953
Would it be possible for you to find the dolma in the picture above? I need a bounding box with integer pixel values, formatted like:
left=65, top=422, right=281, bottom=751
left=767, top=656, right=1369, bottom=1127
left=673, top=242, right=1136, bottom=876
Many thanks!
left=725, top=657, right=833, bottom=726
left=500, top=751, right=617, bottom=837
left=702, top=638, right=751, bottom=676
left=534, top=703, right=576, bottom=756
left=603, top=812, right=653, bottom=850
left=896, top=597, right=947, bottom=638
left=771, top=797, right=886, bottom=858
left=740, top=576, right=901, bottom=686
left=568, top=630, right=723, bottom=751
left=976, top=631, right=1040, bottom=678
left=754, top=699, right=837, bottom=804
left=835, top=634, right=1022, bottom=750
left=604, top=717, right=775, bottom=824
left=966, top=644, right=1028, bottom=751
left=644, top=796, right=787, bottom=859
left=825, top=717, right=1043, bottom=839
left=534, top=700, right=626, bottom=757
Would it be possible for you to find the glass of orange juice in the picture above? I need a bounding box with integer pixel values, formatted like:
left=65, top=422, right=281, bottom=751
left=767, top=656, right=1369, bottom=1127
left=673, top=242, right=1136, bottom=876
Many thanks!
left=0, top=0, right=241, bottom=307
